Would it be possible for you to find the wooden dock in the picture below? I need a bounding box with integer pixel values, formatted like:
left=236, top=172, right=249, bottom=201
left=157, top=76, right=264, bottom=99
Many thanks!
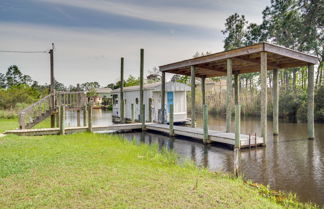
left=4, top=123, right=264, bottom=149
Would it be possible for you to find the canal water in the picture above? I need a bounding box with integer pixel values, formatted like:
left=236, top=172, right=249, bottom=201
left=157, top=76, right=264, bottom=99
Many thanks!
left=66, top=109, right=324, bottom=206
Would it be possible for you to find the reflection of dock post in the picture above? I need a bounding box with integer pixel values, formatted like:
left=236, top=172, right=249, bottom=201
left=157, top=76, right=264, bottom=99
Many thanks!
left=59, top=105, right=65, bottom=135
left=169, top=104, right=174, bottom=136
left=226, top=59, right=232, bottom=133
left=161, top=72, right=166, bottom=124
left=234, top=71, right=240, bottom=149
left=234, top=148, right=240, bottom=177
left=88, top=103, right=93, bottom=132
left=272, top=69, right=279, bottom=135
left=83, top=105, right=87, bottom=126
left=307, top=64, right=315, bottom=140
left=191, top=66, right=196, bottom=128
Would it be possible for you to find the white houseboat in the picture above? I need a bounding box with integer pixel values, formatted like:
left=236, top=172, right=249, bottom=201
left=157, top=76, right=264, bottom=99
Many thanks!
left=111, top=81, right=190, bottom=123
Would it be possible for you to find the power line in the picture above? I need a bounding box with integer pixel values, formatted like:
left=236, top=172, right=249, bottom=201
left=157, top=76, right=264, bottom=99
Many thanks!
left=0, top=50, right=48, bottom=54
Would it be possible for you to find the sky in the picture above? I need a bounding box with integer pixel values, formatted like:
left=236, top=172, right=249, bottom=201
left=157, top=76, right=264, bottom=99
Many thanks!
left=0, top=0, right=269, bottom=86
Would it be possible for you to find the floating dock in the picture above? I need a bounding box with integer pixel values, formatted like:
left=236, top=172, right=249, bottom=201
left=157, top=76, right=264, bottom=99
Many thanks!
left=4, top=123, right=264, bottom=149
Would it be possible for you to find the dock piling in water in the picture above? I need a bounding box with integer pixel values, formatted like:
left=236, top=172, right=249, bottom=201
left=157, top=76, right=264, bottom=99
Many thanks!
left=169, top=104, right=174, bottom=136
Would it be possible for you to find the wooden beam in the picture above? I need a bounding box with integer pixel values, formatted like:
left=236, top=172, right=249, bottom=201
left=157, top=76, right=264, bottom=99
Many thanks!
left=161, top=72, right=166, bottom=123
left=120, top=57, right=124, bottom=123
left=140, top=49, right=144, bottom=128
left=234, top=71, right=240, bottom=148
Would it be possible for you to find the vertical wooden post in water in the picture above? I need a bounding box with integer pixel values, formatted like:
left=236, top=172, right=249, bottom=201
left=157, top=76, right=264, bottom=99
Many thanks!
left=59, top=105, right=65, bottom=135
left=234, top=147, right=240, bottom=177
left=49, top=43, right=55, bottom=128
left=83, top=105, right=87, bottom=126
left=307, top=64, right=315, bottom=139
left=260, top=52, right=268, bottom=144
left=226, top=59, right=233, bottom=133
left=88, top=103, right=93, bottom=132
left=161, top=72, right=166, bottom=123
left=234, top=71, right=240, bottom=149
left=140, top=49, right=144, bottom=128
left=169, top=104, right=174, bottom=136
left=120, top=57, right=124, bottom=123
left=203, top=104, right=208, bottom=143
left=201, top=76, right=206, bottom=106
left=191, top=66, right=196, bottom=128
left=272, top=69, right=279, bottom=135
left=142, top=104, right=145, bottom=130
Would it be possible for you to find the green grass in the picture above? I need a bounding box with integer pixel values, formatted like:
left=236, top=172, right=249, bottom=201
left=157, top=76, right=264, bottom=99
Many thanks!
left=0, top=118, right=50, bottom=133
left=0, top=133, right=317, bottom=208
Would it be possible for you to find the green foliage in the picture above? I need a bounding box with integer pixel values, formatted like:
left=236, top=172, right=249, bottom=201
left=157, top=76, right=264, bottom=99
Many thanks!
left=124, top=75, right=140, bottom=87
left=222, top=13, right=248, bottom=50
left=81, top=81, right=100, bottom=91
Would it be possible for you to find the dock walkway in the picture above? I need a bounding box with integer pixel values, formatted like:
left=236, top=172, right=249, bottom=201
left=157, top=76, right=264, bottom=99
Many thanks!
left=4, top=123, right=264, bottom=148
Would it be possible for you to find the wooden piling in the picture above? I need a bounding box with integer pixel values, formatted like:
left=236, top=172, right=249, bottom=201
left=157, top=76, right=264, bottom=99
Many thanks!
left=161, top=72, right=166, bottom=123
left=307, top=64, right=315, bottom=139
left=49, top=43, right=55, bottom=128
left=141, top=104, right=145, bottom=130
left=234, top=148, right=240, bottom=177
left=59, top=105, right=65, bottom=135
left=140, top=49, right=144, bottom=125
left=226, top=59, right=232, bottom=133
left=120, top=57, right=125, bottom=123
left=149, top=98, right=152, bottom=122
left=234, top=72, right=240, bottom=149
left=272, top=69, right=279, bottom=135
left=83, top=105, right=87, bottom=126
left=169, top=104, right=174, bottom=136
left=131, top=103, right=135, bottom=122
left=88, top=103, right=93, bottom=132
left=260, top=52, right=267, bottom=144
left=77, top=110, right=81, bottom=127
left=56, top=111, right=60, bottom=128
left=203, top=104, right=208, bottom=143
left=191, top=66, right=196, bottom=128
left=201, top=76, right=206, bottom=105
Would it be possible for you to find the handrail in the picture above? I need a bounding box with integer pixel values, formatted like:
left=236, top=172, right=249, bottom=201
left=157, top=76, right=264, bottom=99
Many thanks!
left=19, top=91, right=88, bottom=129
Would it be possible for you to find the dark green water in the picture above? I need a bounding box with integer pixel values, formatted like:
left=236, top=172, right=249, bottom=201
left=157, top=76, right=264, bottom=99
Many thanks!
left=66, top=109, right=324, bottom=206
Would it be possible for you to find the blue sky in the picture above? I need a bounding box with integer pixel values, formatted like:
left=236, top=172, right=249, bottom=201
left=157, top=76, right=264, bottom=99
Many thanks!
left=0, top=0, right=269, bottom=86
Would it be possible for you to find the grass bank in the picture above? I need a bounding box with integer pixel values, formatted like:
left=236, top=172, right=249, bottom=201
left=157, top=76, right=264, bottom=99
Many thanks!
left=0, top=132, right=317, bottom=208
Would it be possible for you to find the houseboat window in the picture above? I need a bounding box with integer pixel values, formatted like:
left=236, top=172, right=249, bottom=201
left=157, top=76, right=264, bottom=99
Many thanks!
left=136, top=98, right=138, bottom=104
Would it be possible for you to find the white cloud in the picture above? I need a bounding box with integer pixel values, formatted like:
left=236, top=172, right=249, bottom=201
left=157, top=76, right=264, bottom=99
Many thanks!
left=0, top=23, right=223, bottom=86
left=36, top=0, right=265, bottom=30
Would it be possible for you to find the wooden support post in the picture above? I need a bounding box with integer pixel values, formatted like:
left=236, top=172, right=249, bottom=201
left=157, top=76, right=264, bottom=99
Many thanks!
left=56, top=111, right=60, bottom=128
left=140, top=49, right=144, bottom=125
left=120, top=57, right=124, bottom=123
left=234, top=72, right=240, bottom=149
left=272, top=69, right=279, bottom=135
left=59, top=105, right=65, bottom=135
left=260, top=52, right=268, bottom=144
left=161, top=72, right=166, bottom=123
left=191, top=66, right=196, bottom=128
left=201, top=76, right=206, bottom=105
left=131, top=103, right=135, bottom=122
left=169, top=104, right=174, bottom=136
left=77, top=110, right=81, bottom=127
left=88, top=103, right=93, bottom=132
left=307, top=64, right=315, bottom=140
left=141, top=104, right=145, bottom=130
left=19, top=112, right=25, bottom=129
left=83, top=105, right=87, bottom=126
left=148, top=99, right=152, bottom=122
left=226, top=59, right=233, bottom=133
left=203, top=104, right=208, bottom=143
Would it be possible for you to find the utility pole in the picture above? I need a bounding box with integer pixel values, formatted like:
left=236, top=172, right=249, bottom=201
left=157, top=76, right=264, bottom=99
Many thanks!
left=49, top=43, right=55, bottom=128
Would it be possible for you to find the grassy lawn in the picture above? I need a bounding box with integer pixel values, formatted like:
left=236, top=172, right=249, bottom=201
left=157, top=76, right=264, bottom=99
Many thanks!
left=0, top=132, right=316, bottom=208
left=0, top=118, right=50, bottom=133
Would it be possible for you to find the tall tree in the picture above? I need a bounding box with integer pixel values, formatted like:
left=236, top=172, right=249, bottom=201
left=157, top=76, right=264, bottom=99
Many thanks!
left=222, top=13, right=248, bottom=50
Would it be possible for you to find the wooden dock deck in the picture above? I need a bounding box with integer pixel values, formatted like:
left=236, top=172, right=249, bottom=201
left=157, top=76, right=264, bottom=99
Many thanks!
left=145, top=124, right=264, bottom=148
left=4, top=123, right=264, bottom=149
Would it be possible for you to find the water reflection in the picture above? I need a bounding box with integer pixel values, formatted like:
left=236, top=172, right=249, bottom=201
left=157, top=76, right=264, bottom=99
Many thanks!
left=66, top=110, right=324, bottom=206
